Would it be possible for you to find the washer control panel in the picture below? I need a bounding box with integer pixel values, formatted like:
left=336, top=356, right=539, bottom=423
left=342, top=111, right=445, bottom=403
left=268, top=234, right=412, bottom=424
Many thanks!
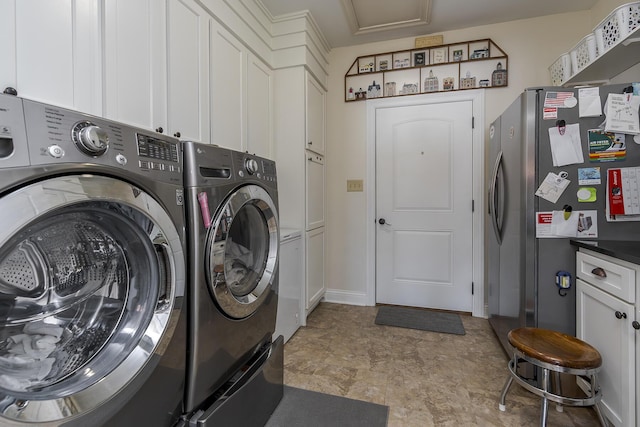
left=1, top=95, right=184, bottom=185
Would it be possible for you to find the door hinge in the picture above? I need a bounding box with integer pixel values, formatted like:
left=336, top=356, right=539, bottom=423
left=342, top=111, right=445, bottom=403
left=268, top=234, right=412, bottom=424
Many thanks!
left=472, top=116, right=475, bottom=128
left=472, top=282, right=474, bottom=295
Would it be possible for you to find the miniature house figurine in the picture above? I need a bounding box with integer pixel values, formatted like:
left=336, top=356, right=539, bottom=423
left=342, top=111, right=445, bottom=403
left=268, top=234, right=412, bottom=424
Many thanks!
left=492, top=62, right=507, bottom=86
left=347, top=87, right=355, bottom=100
left=460, top=71, right=476, bottom=89
left=367, top=81, right=381, bottom=98
left=443, top=77, right=455, bottom=91
left=384, top=82, right=396, bottom=96
left=424, top=70, right=439, bottom=92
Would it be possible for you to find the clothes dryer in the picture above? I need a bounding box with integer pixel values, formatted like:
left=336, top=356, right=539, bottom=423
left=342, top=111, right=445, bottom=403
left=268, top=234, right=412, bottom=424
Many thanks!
left=182, top=141, right=283, bottom=426
left=0, top=93, right=187, bottom=426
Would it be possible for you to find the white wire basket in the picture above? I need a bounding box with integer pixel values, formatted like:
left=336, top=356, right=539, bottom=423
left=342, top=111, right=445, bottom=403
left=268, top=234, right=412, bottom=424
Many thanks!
left=594, top=1, right=640, bottom=53
left=549, top=53, right=572, bottom=86
left=569, top=33, right=598, bottom=74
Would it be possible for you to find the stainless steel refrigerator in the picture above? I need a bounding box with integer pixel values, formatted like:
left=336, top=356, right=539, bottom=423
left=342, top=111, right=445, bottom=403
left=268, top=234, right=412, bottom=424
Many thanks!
left=487, top=84, right=640, bottom=355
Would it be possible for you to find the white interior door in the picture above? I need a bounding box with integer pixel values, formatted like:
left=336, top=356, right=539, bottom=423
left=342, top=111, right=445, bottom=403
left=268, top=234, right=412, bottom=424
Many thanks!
left=375, top=101, right=474, bottom=312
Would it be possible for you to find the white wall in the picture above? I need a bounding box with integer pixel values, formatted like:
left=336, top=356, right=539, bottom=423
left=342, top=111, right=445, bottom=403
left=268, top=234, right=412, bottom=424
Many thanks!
left=324, top=4, right=640, bottom=304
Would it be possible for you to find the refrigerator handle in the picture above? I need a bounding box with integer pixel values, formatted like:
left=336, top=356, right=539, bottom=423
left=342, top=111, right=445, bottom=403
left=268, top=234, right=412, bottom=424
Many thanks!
left=489, top=150, right=504, bottom=244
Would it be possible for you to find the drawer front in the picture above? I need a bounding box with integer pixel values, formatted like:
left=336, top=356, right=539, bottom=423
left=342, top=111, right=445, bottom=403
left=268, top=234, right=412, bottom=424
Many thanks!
left=576, top=251, right=635, bottom=303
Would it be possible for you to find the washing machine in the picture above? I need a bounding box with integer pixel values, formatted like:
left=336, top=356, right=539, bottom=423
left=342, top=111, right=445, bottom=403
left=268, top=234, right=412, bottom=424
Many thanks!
left=0, top=93, right=187, bottom=426
left=182, top=141, right=283, bottom=426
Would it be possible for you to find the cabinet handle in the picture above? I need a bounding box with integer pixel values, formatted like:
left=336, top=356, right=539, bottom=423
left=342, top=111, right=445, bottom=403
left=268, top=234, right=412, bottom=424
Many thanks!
left=591, top=267, right=607, bottom=278
left=615, top=311, right=627, bottom=319
left=633, top=321, right=640, bottom=330
left=156, top=127, right=164, bottom=134
left=174, top=132, right=181, bottom=138
left=308, top=141, right=313, bottom=145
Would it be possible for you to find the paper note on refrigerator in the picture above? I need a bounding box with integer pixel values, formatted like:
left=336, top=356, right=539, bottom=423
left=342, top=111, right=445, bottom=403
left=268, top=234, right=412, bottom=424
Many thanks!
left=604, top=93, right=640, bottom=134
left=548, top=123, right=584, bottom=166
left=578, top=87, right=602, bottom=117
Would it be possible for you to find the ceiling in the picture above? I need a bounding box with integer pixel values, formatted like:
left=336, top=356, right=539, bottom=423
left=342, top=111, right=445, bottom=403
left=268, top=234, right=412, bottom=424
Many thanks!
left=260, top=0, right=599, bottom=48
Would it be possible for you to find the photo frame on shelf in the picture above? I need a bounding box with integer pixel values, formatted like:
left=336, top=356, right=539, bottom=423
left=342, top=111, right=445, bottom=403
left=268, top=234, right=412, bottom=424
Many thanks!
left=393, top=51, right=411, bottom=69
left=376, top=54, right=392, bottom=71
left=431, top=47, right=448, bottom=64
left=412, top=51, right=427, bottom=67
left=452, top=49, right=464, bottom=62
left=358, top=57, right=375, bottom=73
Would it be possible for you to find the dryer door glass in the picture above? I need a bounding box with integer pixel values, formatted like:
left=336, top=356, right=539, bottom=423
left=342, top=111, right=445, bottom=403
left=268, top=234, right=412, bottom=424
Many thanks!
left=0, top=175, right=184, bottom=423
left=208, top=184, right=278, bottom=319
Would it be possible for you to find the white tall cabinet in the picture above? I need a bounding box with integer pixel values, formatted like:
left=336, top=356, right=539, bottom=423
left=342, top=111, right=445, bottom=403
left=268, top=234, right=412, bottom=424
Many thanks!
left=275, top=68, right=326, bottom=318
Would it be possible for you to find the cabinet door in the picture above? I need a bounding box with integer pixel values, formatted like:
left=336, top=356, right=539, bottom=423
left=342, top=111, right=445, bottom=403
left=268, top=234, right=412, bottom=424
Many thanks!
left=210, top=20, right=244, bottom=150
left=104, top=0, right=165, bottom=130
left=167, top=0, right=210, bottom=142
left=275, top=235, right=302, bottom=343
left=305, top=227, right=325, bottom=312
left=246, top=53, right=273, bottom=158
left=7, top=0, right=101, bottom=113
left=577, top=279, right=635, bottom=427
left=305, top=73, right=325, bottom=154
left=305, top=153, right=325, bottom=230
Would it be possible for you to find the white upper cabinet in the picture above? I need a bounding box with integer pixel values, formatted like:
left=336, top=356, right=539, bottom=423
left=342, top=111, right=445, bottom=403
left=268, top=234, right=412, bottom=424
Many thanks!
left=103, top=0, right=166, bottom=131
left=246, top=53, right=273, bottom=159
left=1, top=0, right=101, bottom=114
left=305, top=73, right=325, bottom=155
left=167, top=0, right=211, bottom=142
left=210, top=20, right=244, bottom=150
left=210, top=20, right=273, bottom=157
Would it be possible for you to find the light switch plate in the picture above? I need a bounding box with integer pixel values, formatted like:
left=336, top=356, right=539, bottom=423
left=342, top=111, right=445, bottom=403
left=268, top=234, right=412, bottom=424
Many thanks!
left=347, top=179, right=363, bottom=192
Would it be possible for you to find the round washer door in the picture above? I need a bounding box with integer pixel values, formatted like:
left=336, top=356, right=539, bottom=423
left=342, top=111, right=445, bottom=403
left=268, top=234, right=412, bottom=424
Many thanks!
left=0, top=175, right=185, bottom=424
left=206, top=184, right=278, bottom=319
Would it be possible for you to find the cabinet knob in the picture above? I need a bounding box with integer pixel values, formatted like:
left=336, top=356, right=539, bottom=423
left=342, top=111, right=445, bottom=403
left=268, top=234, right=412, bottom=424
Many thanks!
left=174, top=131, right=181, bottom=138
left=308, top=141, right=313, bottom=145
left=633, top=321, right=640, bottom=330
left=615, top=311, right=627, bottom=319
left=591, top=267, right=607, bottom=278
left=156, top=127, right=164, bottom=134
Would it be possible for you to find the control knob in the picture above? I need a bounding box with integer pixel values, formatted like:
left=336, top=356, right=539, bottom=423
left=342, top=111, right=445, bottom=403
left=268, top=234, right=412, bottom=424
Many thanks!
left=72, top=121, right=109, bottom=156
left=245, top=158, right=259, bottom=175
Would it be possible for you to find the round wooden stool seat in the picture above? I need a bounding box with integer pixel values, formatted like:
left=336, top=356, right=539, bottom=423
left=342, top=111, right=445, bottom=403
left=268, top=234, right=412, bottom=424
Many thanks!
left=507, top=327, right=602, bottom=370
left=499, top=327, right=608, bottom=426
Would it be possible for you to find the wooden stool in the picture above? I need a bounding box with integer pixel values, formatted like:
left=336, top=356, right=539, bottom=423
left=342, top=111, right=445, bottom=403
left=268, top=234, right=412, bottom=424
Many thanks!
left=498, top=328, right=608, bottom=426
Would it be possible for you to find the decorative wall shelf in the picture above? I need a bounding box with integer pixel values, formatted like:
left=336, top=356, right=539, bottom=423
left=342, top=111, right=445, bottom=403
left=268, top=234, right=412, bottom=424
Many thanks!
left=344, top=38, right=508, bottom=102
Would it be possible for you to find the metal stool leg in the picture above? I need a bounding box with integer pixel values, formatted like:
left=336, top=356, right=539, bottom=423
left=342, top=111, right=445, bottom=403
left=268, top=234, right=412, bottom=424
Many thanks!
left=499, top=356, right=516, bottom=412
left=499, top=375, right=513, bottom=411
left=590, top=374, right=608, bottom=427
left=540, top=368, right=549, bottom=427
left=553, top=371, right=563, bottom=413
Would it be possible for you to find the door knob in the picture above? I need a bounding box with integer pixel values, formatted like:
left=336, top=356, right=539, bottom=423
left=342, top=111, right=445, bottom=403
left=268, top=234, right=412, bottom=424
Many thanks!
left=378, top=218, right=391, bottom=225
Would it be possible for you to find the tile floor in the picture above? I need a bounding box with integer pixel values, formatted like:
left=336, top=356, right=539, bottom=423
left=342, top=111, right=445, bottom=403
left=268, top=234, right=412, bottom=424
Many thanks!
left=282, top=302, right=601, bottom=426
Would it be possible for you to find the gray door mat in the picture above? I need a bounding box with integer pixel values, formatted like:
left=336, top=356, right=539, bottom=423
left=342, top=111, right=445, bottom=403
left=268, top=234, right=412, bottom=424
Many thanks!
left=265, top=386, right=389, bottom=427
left=374, top=306, right=466, bottom=335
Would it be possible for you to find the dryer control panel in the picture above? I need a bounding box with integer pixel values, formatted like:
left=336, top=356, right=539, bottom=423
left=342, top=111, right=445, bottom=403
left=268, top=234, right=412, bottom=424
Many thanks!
left=232, top=150, right=277, bottom=185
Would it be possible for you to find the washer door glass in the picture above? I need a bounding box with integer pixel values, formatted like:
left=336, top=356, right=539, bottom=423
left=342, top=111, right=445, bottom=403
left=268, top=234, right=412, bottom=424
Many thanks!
left=0, top=175, right=184, bottom=423
left=207, top=184, right=278, bottom=319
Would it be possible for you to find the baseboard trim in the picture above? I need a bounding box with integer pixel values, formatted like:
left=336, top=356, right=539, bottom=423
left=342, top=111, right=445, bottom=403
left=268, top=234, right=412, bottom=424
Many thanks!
left=322, top=289, right=369, bottom=306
